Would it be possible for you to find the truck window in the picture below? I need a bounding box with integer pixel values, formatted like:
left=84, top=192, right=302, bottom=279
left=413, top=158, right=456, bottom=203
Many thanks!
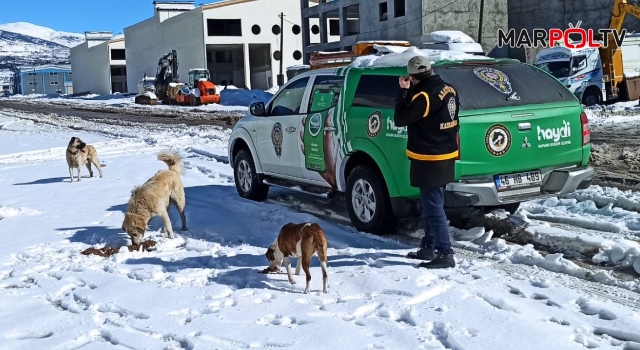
left=434, top=62, right=577, bottom=111
left=269, top=76, right=310, bottom=116
left=571, top=55, right=588, bottom=73
left=308, top=75, right=345, bottom=112
left=352, top=75, right=401, bottom=109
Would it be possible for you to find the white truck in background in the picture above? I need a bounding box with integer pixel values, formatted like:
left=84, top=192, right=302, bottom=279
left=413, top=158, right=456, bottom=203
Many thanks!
left=533, top=33, right=640, bottom=106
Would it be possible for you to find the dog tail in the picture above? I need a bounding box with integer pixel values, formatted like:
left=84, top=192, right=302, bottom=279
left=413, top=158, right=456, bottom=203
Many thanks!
left=157, top=150, right=184, bottom=175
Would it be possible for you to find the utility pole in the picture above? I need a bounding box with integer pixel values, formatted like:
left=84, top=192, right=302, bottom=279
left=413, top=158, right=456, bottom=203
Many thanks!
left=278, top=12, right=285, bottom=87
left=477, top=0, right=485, bottom=45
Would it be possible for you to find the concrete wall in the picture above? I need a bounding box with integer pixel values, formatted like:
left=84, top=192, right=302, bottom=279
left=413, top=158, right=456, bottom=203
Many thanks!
left=124, top=18, right=161, bottom=94
left=357, top=0, right=423, bottom=44
left=124, top=8, right=207, bottom=93
left=508, top=0, right=640, bottom=61
left=423, top=0, right=509, bottom=57
left=202, top=0, right=302, bottom=87
left=70, top=41, right=111, bottom=95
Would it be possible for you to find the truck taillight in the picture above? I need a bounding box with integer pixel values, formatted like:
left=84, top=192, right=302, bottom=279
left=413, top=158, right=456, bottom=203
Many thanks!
left=580, top=111, right=590, bottom=145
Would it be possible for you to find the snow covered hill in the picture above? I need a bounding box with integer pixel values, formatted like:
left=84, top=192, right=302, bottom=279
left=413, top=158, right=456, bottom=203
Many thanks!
left=0, top=22, right=84, bottom=86
left=0, top=22, right=84, bottom=48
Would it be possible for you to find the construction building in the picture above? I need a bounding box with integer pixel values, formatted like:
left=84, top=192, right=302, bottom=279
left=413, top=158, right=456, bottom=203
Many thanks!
left=18, top=65, right=73, bottom=95
left=70, top=31, right=128, bottom=95
left=124, top=0, right=311, bottom=92
left=299, top=0, right=509, bottom=63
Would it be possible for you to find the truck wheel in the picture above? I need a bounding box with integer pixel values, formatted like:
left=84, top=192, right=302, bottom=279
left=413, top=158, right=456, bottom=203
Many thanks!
left=233, top=149, right=269, bottom=201
left=582, top=89, right=600, bottom=106
left=345, top=165, right=398, bottom=234
left=190, top=95, right=197, bottom=106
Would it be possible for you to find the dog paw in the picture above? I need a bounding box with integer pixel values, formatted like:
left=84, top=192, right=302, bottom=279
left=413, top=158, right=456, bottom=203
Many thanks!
left=289, top=280, right=296, bottom=285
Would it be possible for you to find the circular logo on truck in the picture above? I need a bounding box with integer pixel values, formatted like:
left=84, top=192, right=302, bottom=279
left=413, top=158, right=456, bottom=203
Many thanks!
left=366, top=111, right=382, bottom=137
left=308, top=113, right=322, bottom=137
left=271, top=122, right=283, bottom=158
left=485, top=124, right=511, bottom=157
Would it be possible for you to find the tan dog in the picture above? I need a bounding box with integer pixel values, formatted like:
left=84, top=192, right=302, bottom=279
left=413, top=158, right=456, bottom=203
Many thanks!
left=65, top=136, right=105, bottom=182
left=121, top=150, right=187, bottom=246
left=265, top=222, right=329, bottom=294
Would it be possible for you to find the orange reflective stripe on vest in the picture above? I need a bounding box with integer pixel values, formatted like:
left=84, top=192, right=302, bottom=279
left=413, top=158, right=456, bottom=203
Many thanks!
left=411, top=92, right=430, bottom=118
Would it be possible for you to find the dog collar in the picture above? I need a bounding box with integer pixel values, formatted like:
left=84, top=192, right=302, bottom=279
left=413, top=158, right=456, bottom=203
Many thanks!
left=67, top=149, right=85, bottom=155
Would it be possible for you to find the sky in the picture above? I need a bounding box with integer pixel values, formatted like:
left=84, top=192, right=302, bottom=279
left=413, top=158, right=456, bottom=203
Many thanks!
left=0, top=0, right=222, bottom=34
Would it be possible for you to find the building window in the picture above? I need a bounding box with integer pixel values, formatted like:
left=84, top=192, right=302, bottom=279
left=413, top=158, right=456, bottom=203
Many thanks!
left=252, top=24, right=261, bottom=35
left=272, top=25, right=281, bottom=35
left=28, top=82, right=34, bottom=85
left=379, top=2, right=388, bottom=21
left=27, top=73, right=36, bottom=76
left=50, top=72, right=58, bottom=75
left=50, top=81, right=59, bottom=85
left=394, top=0, right=405, bottom=17
left=273, top=50, right=281, bottom=61
left=311, top=24, right=319, bottom=35
left=68, top=72, right=72, bottom=75
left=110, top=49, right=126, bottom=60
left=329, top=19, right=339, bottom=36
left=293, top=50, right=302, bottom=60
left=292, top=25, right=301, bottom=35
left=207, top=19, right=242, bottom=36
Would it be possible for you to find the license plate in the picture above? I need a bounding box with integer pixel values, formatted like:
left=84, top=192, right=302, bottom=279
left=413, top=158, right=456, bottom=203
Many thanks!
left=494, top=170, right=542, bottom=191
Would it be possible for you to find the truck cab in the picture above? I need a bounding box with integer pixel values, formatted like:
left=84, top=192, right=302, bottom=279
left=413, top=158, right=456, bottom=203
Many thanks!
left=534, top=45, right=604, bottom=106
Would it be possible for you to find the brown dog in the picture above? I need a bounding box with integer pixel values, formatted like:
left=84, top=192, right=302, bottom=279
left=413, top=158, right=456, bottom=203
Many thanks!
left=121, top=150, right=187, bottom=246
left=65, top=136, right=105, bottom=182
left=265, top=222, right=329, bottom=294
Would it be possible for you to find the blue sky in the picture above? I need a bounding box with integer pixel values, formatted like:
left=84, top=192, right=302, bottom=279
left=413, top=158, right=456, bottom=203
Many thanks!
left=0, top=0, right=222, bottom=34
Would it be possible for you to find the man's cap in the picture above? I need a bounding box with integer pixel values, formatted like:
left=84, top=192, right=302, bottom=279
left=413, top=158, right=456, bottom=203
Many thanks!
left=407, top=55, right=431, bottom=75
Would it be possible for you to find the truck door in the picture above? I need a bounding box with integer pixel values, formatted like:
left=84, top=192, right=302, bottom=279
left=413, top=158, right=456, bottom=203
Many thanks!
left=255, top=76, right=311, bottom=178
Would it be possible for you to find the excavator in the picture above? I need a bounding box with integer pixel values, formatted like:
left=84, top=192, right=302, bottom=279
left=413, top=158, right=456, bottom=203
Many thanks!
left=599, top=0, right=640, bottom=100
left=135, top=49, right=221, bottom=106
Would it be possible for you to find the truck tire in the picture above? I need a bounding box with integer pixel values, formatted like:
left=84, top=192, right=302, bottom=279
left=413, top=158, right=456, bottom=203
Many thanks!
left=345, top=165, right=398, bottom=235
left=233, top=149, right=269, bottom=201
left=190, top=94, right=198, bottom=106
left=582, top=88, right=601, bottom=106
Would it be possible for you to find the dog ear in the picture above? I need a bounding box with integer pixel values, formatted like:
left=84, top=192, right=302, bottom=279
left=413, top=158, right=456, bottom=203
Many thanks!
left=69, top=137, right=76, bottom=143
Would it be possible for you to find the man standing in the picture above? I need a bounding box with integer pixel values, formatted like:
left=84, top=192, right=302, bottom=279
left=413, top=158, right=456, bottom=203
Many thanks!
left=393, top=55, right=460, bottom=269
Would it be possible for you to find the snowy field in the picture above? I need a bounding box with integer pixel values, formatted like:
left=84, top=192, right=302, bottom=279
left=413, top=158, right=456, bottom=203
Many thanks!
left=1, top=109, right=640, bottom=349
left=2, top=85, right=277, bottom=114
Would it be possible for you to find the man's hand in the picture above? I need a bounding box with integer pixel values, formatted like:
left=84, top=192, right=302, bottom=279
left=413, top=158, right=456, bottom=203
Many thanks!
left=399, top=76, right=411, bottom=89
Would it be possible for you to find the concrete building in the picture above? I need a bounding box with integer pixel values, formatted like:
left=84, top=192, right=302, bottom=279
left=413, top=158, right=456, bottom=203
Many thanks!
left=508, top=0, right=640, bottom=61
left=70, top=31, right=128, bottom=95
left=18, top=65, right=73, bottom=95
left=124, top=0, right=306, bottom=92
left=299, top=0, right=509, bottom=62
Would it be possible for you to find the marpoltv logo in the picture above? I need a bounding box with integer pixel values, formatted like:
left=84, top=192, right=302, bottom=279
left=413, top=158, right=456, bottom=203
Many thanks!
left=497, top=21, right=627, bottom=49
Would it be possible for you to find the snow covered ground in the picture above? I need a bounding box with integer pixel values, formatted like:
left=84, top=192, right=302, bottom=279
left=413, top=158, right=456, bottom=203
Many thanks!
left=2, top=85, right=276, bottom=115
left=1, top=109, right=640, bottom=349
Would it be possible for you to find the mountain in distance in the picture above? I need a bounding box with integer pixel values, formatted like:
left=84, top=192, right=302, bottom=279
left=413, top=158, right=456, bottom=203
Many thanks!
left=0, top=22, right=85, bottom=87
left=0, top=22, right=84, bottom=48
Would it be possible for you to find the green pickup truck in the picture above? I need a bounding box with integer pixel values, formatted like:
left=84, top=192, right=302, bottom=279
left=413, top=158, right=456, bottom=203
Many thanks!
left=228, top=55, right=595, bottom=234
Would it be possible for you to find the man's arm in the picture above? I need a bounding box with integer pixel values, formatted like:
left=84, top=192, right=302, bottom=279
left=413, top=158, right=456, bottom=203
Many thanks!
left=393, top=89, right=429, bottom=127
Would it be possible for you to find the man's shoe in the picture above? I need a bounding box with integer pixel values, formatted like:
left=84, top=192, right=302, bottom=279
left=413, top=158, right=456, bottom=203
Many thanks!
left=407, top=248, right=436, bottom=261
left=418, top=253, right=455, bottom=269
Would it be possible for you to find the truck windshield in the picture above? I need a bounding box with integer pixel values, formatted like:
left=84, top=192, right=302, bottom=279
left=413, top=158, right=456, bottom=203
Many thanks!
left=535, top=61, right=571, bottom=79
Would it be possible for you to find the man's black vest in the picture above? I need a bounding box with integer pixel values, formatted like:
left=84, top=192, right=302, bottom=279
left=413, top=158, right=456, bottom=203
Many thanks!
left=405, top=74, right=460, bottom=161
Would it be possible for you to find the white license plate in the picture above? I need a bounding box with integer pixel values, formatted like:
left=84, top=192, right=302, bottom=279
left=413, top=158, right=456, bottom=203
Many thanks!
left=494, top=170, right=542, bottom=191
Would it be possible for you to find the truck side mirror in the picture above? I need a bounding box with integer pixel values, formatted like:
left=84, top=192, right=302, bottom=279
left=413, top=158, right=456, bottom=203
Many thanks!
left=250, top=101, right=266, bottom=116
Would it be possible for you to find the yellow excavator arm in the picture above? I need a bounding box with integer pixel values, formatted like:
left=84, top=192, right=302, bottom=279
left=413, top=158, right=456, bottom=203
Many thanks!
left=600, top=0, right=640, bottom=97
